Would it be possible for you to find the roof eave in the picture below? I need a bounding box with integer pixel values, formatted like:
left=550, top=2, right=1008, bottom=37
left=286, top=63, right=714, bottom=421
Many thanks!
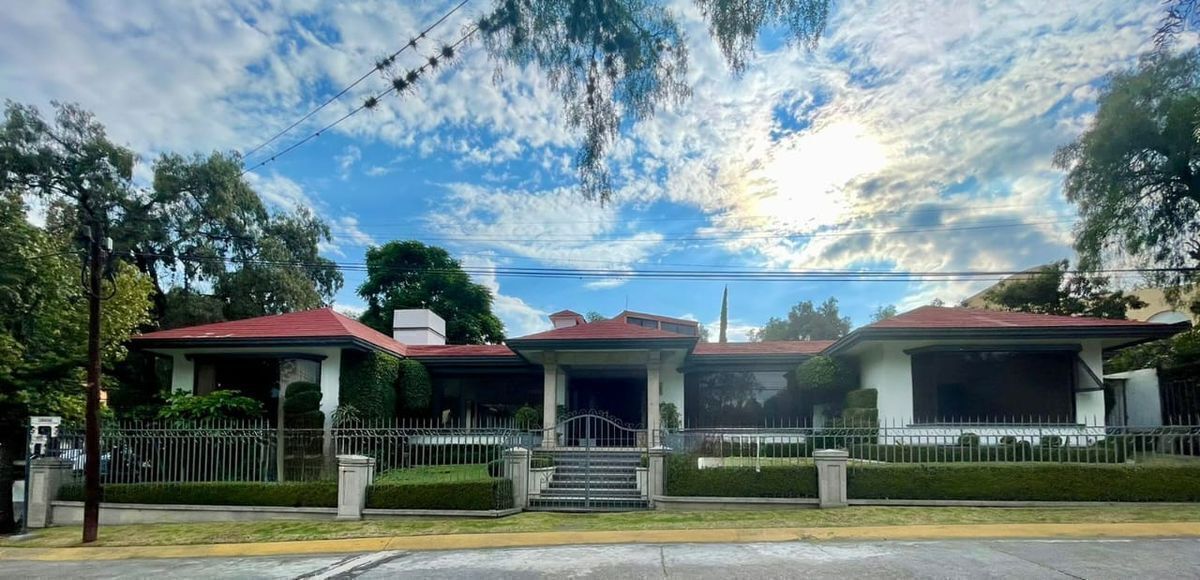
left=825, top=321, right=1191, bottom=356
left=507, top=337, right=698, bottom=351
left=132, top=335, right=405, bottom=358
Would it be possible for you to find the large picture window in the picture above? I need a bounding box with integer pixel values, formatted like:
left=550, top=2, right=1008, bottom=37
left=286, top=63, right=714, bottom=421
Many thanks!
left=911, top=350, right=1076, bottom=423
left=683, top=370, right=799, bottom=427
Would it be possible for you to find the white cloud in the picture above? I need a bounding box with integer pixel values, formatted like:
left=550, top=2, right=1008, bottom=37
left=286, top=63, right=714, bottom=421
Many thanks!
left=245, top=171, right=373, bottom=255
left=426, top=183, right=665, bottom=286
left=1, top=0, right=1172, bottom=313
left=459, top=254, right=551, bottom=338
left=335, top=145, right=361, bottom=180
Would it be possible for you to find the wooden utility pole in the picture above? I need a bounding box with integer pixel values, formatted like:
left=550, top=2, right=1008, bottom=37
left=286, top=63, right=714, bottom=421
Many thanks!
left=82, top=221, right=105, bottom=543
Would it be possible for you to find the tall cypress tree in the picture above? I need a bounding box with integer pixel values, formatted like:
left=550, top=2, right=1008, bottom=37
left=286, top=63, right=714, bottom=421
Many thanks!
left=719, top=286, right=729, bottom=343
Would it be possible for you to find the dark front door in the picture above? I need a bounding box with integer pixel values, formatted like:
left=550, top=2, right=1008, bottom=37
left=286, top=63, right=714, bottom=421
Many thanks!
left=568, top=375, right=644, bottom=426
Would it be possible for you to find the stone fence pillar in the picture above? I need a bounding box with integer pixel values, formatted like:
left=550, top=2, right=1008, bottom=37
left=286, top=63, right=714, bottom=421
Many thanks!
left=647, top=445, right=669, bottom=507
left=336, top=455, right=375, bottom=521
left=26, top=457, right=72, bottom=528
left=814, top=449, right=849, bottom=508
left=503, top=447, right=530, bottom=511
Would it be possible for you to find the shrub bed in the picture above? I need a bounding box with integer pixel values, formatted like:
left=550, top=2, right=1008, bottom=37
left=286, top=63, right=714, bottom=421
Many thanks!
left=847, top=464, right=1200, bottom=502
left=665, top=455, right=817, bottom=498
left=847, top=444, right=1127, bottom=463
left=367, top=478, right=514, bottom=510
left=57, top=481, right=338, bottom=507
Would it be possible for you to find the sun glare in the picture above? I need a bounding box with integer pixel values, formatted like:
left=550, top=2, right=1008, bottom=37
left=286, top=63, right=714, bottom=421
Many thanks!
left=752, top=121, right=888, bottom=231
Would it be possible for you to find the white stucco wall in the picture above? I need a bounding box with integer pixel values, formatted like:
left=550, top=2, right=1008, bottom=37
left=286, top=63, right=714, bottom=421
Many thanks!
left=169, top=353, right=195, bottom=394
left=857, top=343, right=913, bottom=423
left=1105, top=368, right=1162, bottom=427
left=660, top=352, right=685, bottom=423
left=852, top=338, right=1108, bottom=428
left=1074, top=341, right=1106, bottom=425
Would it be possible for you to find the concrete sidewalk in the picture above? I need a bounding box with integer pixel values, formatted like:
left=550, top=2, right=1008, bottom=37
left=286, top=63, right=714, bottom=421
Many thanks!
left=3, top=522, right=1200, bottom=561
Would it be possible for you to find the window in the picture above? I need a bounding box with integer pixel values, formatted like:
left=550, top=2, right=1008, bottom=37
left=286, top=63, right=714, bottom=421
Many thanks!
left=684, top=371, right=799, bottom=427
left=660, top=322, right=697, bottom=336
left=911, top=350, right=1076, bottom=423
left=626, top=316, right=659, bottom=329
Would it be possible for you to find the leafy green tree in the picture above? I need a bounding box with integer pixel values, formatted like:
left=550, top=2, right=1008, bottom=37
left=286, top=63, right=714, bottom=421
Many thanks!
left=749, top=297, right=850, bottom=341
left=479, top=0, right=830, bottom=201
left=1107, top=329, right=1200, bottom=373
left=983, top=260, right=1145, bottom=319
left=869, top=304, right=897, bottom=323
left=1056, top=51, right=1200, bottom=292
left=1, top=102, right=342, bottom=329
left=0, top=192, right=153, bottom=532
left=584, top=311, right=606, bottom=322
left=358, top=241, right=505, bottom=344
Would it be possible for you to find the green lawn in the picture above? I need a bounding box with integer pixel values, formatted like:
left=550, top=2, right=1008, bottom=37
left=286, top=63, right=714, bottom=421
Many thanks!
left=373, top=464, right=491, bottom=484
left=6, top=506, right=1200, bottom=548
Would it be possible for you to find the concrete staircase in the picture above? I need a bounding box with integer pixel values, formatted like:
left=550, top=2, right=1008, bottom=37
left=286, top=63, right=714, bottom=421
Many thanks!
left=527, top=450, right=648, bottom=511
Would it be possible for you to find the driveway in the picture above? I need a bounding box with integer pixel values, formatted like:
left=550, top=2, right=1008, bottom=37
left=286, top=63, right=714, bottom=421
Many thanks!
left=3, top=538, right=1200, bottom=579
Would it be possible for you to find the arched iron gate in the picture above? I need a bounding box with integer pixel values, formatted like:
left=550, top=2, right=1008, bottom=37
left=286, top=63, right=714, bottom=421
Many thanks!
left=528, top=412, right=650, bottom=511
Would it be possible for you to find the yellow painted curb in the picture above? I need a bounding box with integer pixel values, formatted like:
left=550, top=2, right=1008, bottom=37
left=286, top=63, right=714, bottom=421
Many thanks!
left=3, top=522, right=1200, bottom=561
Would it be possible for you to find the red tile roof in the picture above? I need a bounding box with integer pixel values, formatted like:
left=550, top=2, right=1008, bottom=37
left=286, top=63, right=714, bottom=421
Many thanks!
left=406, top=344, right=518, bottom=358
left=692, top=341, right=834, bottom=356
left=870, top=306, right=1172, bottom=329
left=512, top=318, right=694, bottom=341
left=133, top=308, right=407, bottom=356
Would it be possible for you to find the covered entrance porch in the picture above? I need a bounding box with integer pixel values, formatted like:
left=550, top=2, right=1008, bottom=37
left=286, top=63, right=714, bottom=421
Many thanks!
left=513, top=348, right=688, bottom=449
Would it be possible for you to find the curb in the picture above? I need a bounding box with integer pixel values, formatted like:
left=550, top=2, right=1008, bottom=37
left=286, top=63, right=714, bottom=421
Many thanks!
left=3, top=522, right=1200, bottom=561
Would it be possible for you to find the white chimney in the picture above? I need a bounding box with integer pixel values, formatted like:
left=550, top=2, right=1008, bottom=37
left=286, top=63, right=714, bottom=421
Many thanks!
left=549, top=310, right=586, bottom=328
left=392, top=309, right=446, bottom=345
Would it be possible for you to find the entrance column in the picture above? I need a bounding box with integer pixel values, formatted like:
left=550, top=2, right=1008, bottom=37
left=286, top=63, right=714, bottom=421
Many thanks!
left=646, top=351, right=661, bottom=445
left=542, top=352, right=557, bottom=448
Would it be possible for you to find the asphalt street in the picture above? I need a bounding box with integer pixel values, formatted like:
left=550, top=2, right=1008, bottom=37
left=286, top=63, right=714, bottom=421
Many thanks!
left=3, top=538, right=1200, bottom=579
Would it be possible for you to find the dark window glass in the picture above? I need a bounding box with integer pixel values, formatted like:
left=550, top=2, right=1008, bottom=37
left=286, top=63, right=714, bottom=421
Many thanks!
left=661, top=322, right=697, bottom=336
left=684, top=371, right=800, bottom=427
left=911, top=351, right=1076, bottom=423
left=627, top=317, right=659, bottom=329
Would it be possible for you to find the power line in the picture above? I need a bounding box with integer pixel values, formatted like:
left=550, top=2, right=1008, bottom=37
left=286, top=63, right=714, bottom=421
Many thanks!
left=136, top=252, right=1198, bottom=283
left=241, top=26, right=479, bottom=176
left=346, top=201, right=1062, bottom=228
left=240, top=0, right=474, bottom=162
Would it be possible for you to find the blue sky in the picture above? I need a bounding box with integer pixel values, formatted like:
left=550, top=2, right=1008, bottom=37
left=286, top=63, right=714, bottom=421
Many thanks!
left=0, top=1, right=1172, bottom=340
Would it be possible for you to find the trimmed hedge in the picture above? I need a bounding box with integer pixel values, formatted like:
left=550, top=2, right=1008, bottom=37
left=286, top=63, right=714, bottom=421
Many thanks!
left=844, top=388, right=878, bottom=409
left=340, top=351, right=399, bottom=420
left=58, top=481, right=337, bottom=507
left=665, top=455, right=817, bottom=498
left=847, top=464, right=1200, bottom=502
left=847, top=444, right=1128, bottom=463
left=700, top=442, right=814, bottom=458
left=367, top=479, right=514, bottom=510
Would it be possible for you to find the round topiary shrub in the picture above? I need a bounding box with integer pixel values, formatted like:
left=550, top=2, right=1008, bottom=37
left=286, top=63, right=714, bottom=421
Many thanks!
left=513, top=405, right=540, bottom=429
left=958, top=432, right=981, bottom=447
left=284, top=381, right=324, bottom=428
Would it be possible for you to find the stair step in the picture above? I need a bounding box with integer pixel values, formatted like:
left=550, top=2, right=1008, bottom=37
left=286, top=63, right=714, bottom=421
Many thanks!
left=547, top=482, right=637, bottom=491
left=540, top=488, right=642, bottom=497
